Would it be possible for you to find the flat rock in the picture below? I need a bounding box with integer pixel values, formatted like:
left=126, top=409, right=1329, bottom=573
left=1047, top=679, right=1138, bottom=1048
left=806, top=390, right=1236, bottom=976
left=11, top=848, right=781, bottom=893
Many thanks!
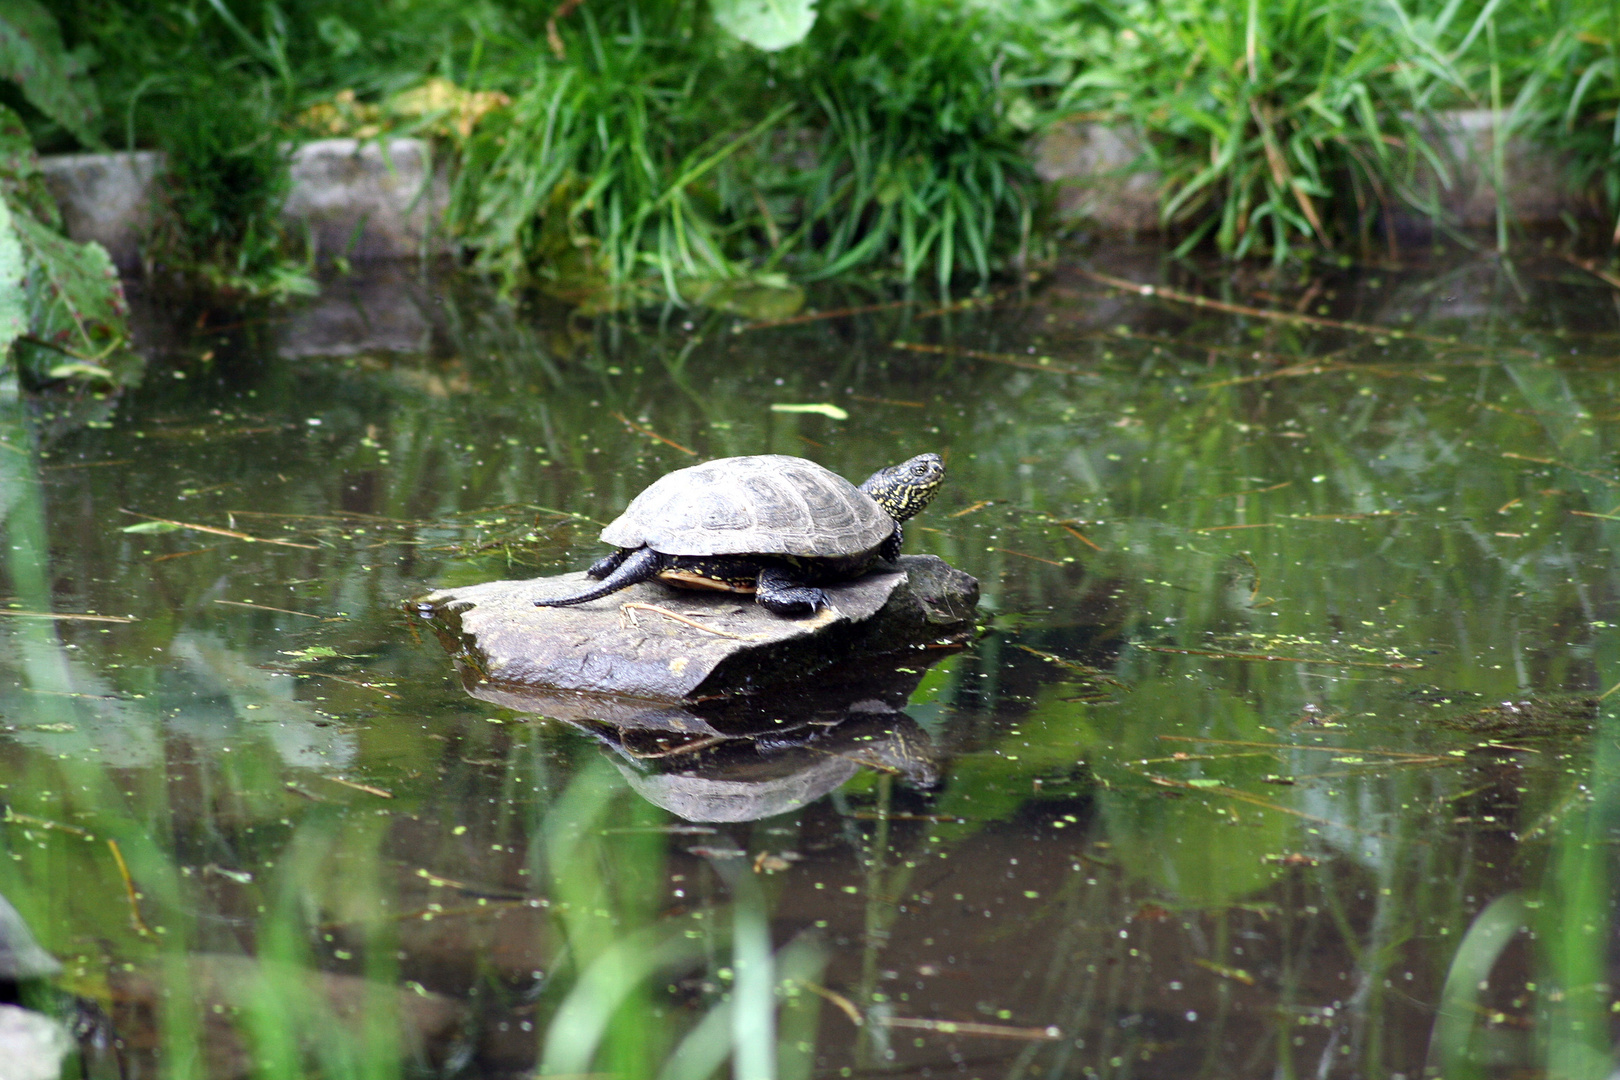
left=0, top=1005, right=72, bottom=1080
left=414, top=554, right=978, bottom=700
left=0, top=892, right=59, bottom=982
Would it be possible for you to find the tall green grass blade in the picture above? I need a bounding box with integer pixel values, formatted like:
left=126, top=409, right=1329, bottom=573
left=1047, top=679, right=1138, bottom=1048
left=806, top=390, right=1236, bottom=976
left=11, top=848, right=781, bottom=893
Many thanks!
left=1427, top=892, right=1526, bottom=1079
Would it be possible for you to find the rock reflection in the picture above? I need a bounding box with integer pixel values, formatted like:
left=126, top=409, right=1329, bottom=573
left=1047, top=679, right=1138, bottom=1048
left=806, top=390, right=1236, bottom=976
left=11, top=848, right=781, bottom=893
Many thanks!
left=465, top=657, right=946, bottom=822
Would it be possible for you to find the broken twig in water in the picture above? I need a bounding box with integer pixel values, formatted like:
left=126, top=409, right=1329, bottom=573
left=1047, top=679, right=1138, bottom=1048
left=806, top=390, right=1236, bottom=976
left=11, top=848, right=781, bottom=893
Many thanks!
left=4, top=809, right=90, bottom=836
left=1144, top=775, right=1407, bottom=841
left=735, top=299, right=910, bottom=331
left=0, top=610, right=136, bottom=623
left=609, top=412, right=696, bottom=456
left=1074, top=266, right=1532, bottom=356
left=1138, top=645, right=1420, bottom=669
left=108, top=840, right=153, bottom=936
left=1202, top=359, right=1445, bottom=389
left=890, top=340, right=1091, bottom=375
left=1290, top=511, right=1403, bottom=521
left=1157, top=734, right=1439, bottom=759
left=119, top=509, right=319, bottom=549
left=802, top=982, right=864, bottom=1025
left=1194, top=959, right=1256, bottom=985
left=321, top=776, right=394, bottom=798
left=214, top=599, right=334, bottom=619
left=1059, top=523, right=1102, bottom=551
left=1559, top=252, right=1620, bottom=292
left=877, top=1017, right=1064, bottom=1041
left=1502, top=452, right=1620, bottom=487
left=851, top=394, right=926, bottom=408
left=620, top=735, right=730, bottom=760
left=992, top=547, right=1067, bottom=567
left=739, top=289, right=1011, bottom=332
left=1214, top=481, right=1293, bottom=499
left=1017, top=645, right=1127, bottom=685
left=259, top=667, right=398, bottom=698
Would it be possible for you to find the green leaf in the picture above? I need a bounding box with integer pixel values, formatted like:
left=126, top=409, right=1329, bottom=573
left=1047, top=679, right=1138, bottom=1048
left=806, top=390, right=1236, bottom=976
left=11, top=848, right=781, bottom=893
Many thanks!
left=769, top=402, right=848, bottom=420
left=278, top=646, right=343, bottom=660
left=44, top=361, right=112, bottom=381
left=0, top=0, right=103, bottom=149
left=0, top=104, right=56, bottom=229
left=10, top=210, right=127, bottom=358
left=0, top=197, right=24, bottom=360
left=711, top=0, right=817, bottom=51
left=120, top=521, right=183, bottom=535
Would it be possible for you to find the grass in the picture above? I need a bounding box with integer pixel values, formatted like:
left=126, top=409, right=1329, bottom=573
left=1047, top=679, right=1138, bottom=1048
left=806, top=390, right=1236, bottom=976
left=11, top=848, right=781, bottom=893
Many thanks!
left=1057, top=0, right=1470, bottom=261
left=1055, top=0, right=1620, bottom=260
left=772, top=0, right=1040, bottom=292
left=448, top=2, right=783, bottom=302
left=449, top=0, right=1040, bottom=302
left=17, top=0, right=1620, bottom=309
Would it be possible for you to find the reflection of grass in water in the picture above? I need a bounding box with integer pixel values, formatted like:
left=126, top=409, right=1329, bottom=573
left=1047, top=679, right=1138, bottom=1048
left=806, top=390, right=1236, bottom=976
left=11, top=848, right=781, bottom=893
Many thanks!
left=0, top=501, right=820, bottom=1080
left=929, top=295, right=1620, bottom=1071
left=1432, top=694, right=1597, bottom=737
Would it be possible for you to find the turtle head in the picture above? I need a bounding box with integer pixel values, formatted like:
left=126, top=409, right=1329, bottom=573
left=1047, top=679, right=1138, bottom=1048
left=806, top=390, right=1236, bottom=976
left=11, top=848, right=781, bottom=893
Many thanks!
left=860, top=453, right=945, bottom=523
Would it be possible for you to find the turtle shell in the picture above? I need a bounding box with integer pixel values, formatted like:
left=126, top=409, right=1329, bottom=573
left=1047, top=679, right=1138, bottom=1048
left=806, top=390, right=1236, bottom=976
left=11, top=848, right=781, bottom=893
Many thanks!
left=599, top=455, right=893, bottom=558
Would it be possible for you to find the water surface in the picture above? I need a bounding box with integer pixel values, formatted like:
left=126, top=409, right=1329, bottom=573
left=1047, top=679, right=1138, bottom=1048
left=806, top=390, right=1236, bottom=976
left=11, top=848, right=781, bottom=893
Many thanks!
left=4, top=251, right=1619, bottom=1079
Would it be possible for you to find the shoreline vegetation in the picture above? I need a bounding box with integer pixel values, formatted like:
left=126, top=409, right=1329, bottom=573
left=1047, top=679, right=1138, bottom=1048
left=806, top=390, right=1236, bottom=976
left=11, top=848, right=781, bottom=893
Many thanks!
left=4, top=0, right=1620, bottom=382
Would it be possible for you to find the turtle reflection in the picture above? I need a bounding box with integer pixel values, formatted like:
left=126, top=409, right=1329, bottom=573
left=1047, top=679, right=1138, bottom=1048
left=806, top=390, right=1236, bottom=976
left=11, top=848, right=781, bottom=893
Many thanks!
left=465, top=658, right=945, bottom=822
left=586, top=707, right=936, bottom=822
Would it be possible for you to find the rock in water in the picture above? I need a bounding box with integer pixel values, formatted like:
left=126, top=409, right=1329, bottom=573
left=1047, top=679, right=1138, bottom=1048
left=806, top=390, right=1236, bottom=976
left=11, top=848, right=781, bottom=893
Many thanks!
left=0, top=1006, right=72, bottom=1080
left=413, top=554, right=978, bottom=700
left=0, top=893, right=59, bottom=983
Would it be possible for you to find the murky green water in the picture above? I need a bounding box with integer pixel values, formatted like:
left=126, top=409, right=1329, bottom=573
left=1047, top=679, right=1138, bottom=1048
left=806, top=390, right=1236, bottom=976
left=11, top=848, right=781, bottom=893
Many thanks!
left=4, top=251, right=1620, bottom=1079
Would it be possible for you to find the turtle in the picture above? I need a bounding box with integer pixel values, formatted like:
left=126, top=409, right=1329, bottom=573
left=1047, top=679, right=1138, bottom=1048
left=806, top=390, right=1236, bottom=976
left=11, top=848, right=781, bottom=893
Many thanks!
left=534, top=453, right=945, bottom=617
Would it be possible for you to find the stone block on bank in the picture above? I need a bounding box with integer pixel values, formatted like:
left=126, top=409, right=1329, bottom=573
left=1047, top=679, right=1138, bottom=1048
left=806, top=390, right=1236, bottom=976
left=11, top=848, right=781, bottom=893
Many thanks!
left=1417, top=109, right=1593, bottom=228
left=1034, top=121, right=1160, bottom=232
left=39, top=150, right=163, bottom=268
left=40, top=138, right=450, bottom=270
left=282, top=138, right=450, bottom=262
left=1032, top=111, right=1595, bottom=233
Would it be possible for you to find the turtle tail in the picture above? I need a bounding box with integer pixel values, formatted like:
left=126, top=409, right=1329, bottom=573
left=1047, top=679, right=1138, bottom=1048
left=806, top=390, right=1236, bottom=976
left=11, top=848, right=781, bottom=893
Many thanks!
left=534, top=547, right=667, bottom=608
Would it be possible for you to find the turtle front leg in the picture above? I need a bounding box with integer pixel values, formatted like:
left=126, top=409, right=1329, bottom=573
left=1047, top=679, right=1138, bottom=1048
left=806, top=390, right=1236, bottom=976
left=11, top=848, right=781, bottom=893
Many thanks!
left=755, top=565, right=828, bottom=617
left=878, top=525, right=903, bottom=563
left=587, top=548, right=633, bottom=580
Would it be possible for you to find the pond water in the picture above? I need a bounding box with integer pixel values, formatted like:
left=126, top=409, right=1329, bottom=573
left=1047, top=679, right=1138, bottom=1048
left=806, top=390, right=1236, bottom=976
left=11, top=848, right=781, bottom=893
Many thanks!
left=3, top=248, right=1620, bottom=1080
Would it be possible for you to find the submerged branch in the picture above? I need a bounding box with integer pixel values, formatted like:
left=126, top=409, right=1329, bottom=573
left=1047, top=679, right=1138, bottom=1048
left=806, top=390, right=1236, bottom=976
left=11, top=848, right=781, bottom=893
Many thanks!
left=610, top=411, right=696, bottom=456
left=1138, top=645, right=1420, bottom=670
left=1075, top=267, right=1532, bottom=357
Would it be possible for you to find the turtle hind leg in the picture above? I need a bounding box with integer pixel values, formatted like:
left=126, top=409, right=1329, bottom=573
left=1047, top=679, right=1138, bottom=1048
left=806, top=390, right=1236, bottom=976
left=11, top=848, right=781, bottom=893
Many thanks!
left=587, top=548, right=632, bottom=580
left=535, top=547, right=667, bottom=608
left=755, top=565, right=828, bottom=617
